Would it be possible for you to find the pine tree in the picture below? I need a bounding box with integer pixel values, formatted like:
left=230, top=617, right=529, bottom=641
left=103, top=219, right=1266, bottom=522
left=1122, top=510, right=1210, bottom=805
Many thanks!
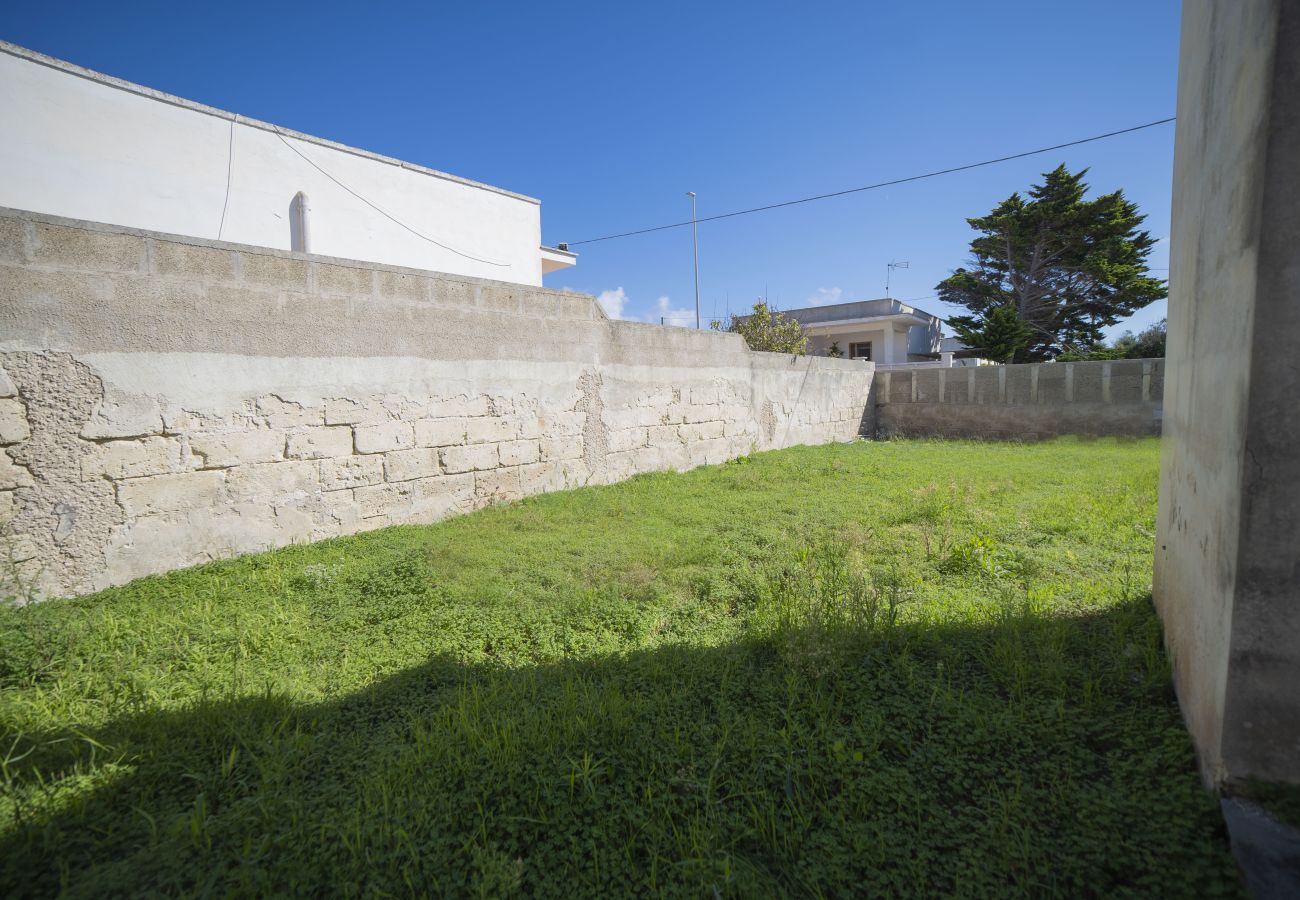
left=938, top=165, right=1166, bottom=361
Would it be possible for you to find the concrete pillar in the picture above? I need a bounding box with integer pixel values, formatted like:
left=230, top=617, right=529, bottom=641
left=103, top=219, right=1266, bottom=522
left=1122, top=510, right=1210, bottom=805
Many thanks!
left=879, top=327, right=896, bottom=367
left=1155, top=0, right=1300, bottom=787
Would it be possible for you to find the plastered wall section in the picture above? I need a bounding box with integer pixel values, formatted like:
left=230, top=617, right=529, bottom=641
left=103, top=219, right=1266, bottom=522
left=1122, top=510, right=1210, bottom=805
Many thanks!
left=0, top=43, right=546, bottom=284
left=873, top=360, right=1164, bottom=440
left=1156, top=0, right=1300, bottom=786
left=0, top=209, right=874, bottom=601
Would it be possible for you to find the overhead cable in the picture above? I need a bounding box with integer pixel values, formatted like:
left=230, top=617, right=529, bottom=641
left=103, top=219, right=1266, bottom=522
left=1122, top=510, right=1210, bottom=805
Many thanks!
left=566, top=117, right=1176, bottom=246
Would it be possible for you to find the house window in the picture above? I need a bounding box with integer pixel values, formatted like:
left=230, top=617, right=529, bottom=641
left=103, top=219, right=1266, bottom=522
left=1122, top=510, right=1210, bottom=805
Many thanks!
left=849, top=341, right=873, bottom=361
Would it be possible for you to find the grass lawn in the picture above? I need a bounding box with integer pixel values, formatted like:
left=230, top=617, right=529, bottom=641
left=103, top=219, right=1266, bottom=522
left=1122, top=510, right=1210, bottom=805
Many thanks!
left=1, top=438, right=1240, bottom=897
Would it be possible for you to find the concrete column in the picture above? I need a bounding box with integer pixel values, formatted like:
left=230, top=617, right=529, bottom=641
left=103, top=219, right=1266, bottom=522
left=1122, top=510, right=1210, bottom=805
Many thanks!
left=1155, top=0, right=1300, bottom=787
left=879, top=327, right=897, bottom=366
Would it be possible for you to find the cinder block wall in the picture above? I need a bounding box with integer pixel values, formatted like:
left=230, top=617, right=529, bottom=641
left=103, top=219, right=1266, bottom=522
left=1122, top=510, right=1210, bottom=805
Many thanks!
left=873, top=360, right=1164, bottom=440
left=0, top=208, right=874, bottom=600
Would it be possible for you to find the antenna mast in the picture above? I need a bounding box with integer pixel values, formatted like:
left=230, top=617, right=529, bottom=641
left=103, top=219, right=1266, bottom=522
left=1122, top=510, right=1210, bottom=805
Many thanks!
left=885, top=260, right=910, bottom=298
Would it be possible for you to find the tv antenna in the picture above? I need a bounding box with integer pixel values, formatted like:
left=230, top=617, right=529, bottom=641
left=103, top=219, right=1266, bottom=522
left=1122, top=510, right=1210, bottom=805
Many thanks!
left=885, top=260, right=909, bottom=298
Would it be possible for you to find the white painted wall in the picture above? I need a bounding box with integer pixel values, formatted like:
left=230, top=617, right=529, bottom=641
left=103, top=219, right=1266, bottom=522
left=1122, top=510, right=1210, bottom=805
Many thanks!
left=0, top=43, right=553, bottom=285
left=806, top=326, right=910, bottom=364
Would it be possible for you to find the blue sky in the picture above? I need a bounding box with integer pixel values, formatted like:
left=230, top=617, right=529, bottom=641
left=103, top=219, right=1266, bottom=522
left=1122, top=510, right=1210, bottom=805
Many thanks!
left=2, top=1, right=1179, bottom=339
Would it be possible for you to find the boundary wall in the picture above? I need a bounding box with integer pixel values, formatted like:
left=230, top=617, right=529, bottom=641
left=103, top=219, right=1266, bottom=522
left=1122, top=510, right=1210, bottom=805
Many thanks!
left=0, top=208, right=873, bottom=599
left=873, top=360, right=1164, bottom=440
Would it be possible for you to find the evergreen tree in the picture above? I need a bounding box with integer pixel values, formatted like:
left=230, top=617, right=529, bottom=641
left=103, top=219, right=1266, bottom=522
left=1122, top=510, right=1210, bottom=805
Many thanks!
left=938, top=165, right=1166, bottom=361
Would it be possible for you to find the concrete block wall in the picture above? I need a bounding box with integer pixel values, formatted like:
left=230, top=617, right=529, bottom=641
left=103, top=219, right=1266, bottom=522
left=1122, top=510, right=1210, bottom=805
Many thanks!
left=1156, top=0, right=1300, bottom=787
left=0, top=208, right=873, bottom=600
left=873, top=360, right=1164, bottom=440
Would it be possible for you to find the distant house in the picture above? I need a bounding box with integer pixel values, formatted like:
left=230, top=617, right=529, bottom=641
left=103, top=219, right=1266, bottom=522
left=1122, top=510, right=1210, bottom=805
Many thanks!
left=778, top=298, right=983, bottom=368
left=0, top=41, right=575, bottom=286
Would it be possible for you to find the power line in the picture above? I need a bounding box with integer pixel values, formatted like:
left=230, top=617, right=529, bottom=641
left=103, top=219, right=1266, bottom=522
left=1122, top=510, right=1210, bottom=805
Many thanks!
left=217, top=115, right=236, bottom=240
left=271, top=127, right=511, bottom=267
left=566, top=117, right=1175, bottom=247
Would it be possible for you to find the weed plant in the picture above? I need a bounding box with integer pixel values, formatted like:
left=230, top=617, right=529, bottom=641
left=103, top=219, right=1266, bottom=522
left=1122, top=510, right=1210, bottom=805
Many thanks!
left=0, top=439, right=1240, bottom=897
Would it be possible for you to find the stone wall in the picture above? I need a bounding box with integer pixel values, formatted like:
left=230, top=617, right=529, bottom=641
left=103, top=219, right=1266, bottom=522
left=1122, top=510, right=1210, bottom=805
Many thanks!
left=0, top=208, right=873, bottom=601
left=873, top=360, right=1163, bottom=440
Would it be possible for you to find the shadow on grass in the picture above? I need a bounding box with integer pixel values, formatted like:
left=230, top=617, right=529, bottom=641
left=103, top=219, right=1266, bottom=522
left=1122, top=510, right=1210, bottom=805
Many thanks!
left=2, top=597, right=1241, bottom=898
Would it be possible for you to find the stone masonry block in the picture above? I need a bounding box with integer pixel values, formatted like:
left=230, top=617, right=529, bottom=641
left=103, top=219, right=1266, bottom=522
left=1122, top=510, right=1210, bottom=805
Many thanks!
left=190, top=430, right=285, bottom=468
left=31, top=223, right=145, bottom=272
left=0, top=367, right=14, bottom=398
left=355, top=480, right=417, bottom=519
left=517, top=461, right=562, bottom=495
left=0, top=398, right=30, bottom=444
left=679, top=421, right=725, bottom=442
left=414, top=418, right=468, bottom=448
left=682, top=405, right=724, bottom=425
left=441, top=443, right=499, bottom=474
left=409, top=473, right=476, bottom=523
left=287, top=426, right=354, bottom=460
left=320, top=455, right=384, bottom=491
left=540, top=435, right=583, bottom=461
left=606, top=428, right=646, bottom=453
left=465, top=417, right=517, bottom=444
left=257, top=395, right=325, bottom=428
left=498, top=439, right=540, bottom=466
left=354, top=421, right=415, bottom=454
left=81, top=436, right=182, bottom=481
left=117, top=470, right=225, bottom=517
left=427, top=395, right=491, bottom=418
left=152, top=240, right=237, bottom=281
left=546, top=410, right=585, bottom=435
left=384, top=448, right=441, bottom=482
left=475, top=467, right=523, bottom=503
left=647, top=424, right=683, bottom=446
left=512, top=416, right=544, bottom=440
left=324, top=398, right=391, bottom=426
left=604, top=407, right=664, bottom=430
left=79, top=395, right=164, bottom=440
left=225, top=460, right=317, bottom=502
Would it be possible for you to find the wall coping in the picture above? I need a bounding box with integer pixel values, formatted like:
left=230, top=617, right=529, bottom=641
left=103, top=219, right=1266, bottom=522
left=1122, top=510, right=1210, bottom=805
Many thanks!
left=0, top=205, right=878, bottom=373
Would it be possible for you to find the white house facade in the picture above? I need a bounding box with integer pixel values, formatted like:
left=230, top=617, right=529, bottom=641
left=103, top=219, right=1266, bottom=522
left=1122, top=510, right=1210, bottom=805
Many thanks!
left=0, top=42, right=574, bottom=285
left=775, top=299, right=987, bottom=368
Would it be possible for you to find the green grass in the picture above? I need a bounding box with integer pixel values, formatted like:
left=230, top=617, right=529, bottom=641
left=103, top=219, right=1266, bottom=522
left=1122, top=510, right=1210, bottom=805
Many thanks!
left=1, top=438, right=1240, bottom=897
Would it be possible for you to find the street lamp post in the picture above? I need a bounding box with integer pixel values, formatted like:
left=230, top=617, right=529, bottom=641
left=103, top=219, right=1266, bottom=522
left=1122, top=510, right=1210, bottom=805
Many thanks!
left=687, top=192, right=700, bottom=329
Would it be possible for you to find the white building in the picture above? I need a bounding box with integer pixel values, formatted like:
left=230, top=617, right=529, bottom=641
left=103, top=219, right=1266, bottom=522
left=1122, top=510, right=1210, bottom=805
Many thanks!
left=0, top=42, right=575, bottom=285
left=775, top=299, right=986, bottom=368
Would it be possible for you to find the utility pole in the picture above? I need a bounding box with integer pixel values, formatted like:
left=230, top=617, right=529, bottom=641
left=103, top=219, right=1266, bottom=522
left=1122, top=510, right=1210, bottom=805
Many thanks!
left=688, top=192, right=701, bottom=329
